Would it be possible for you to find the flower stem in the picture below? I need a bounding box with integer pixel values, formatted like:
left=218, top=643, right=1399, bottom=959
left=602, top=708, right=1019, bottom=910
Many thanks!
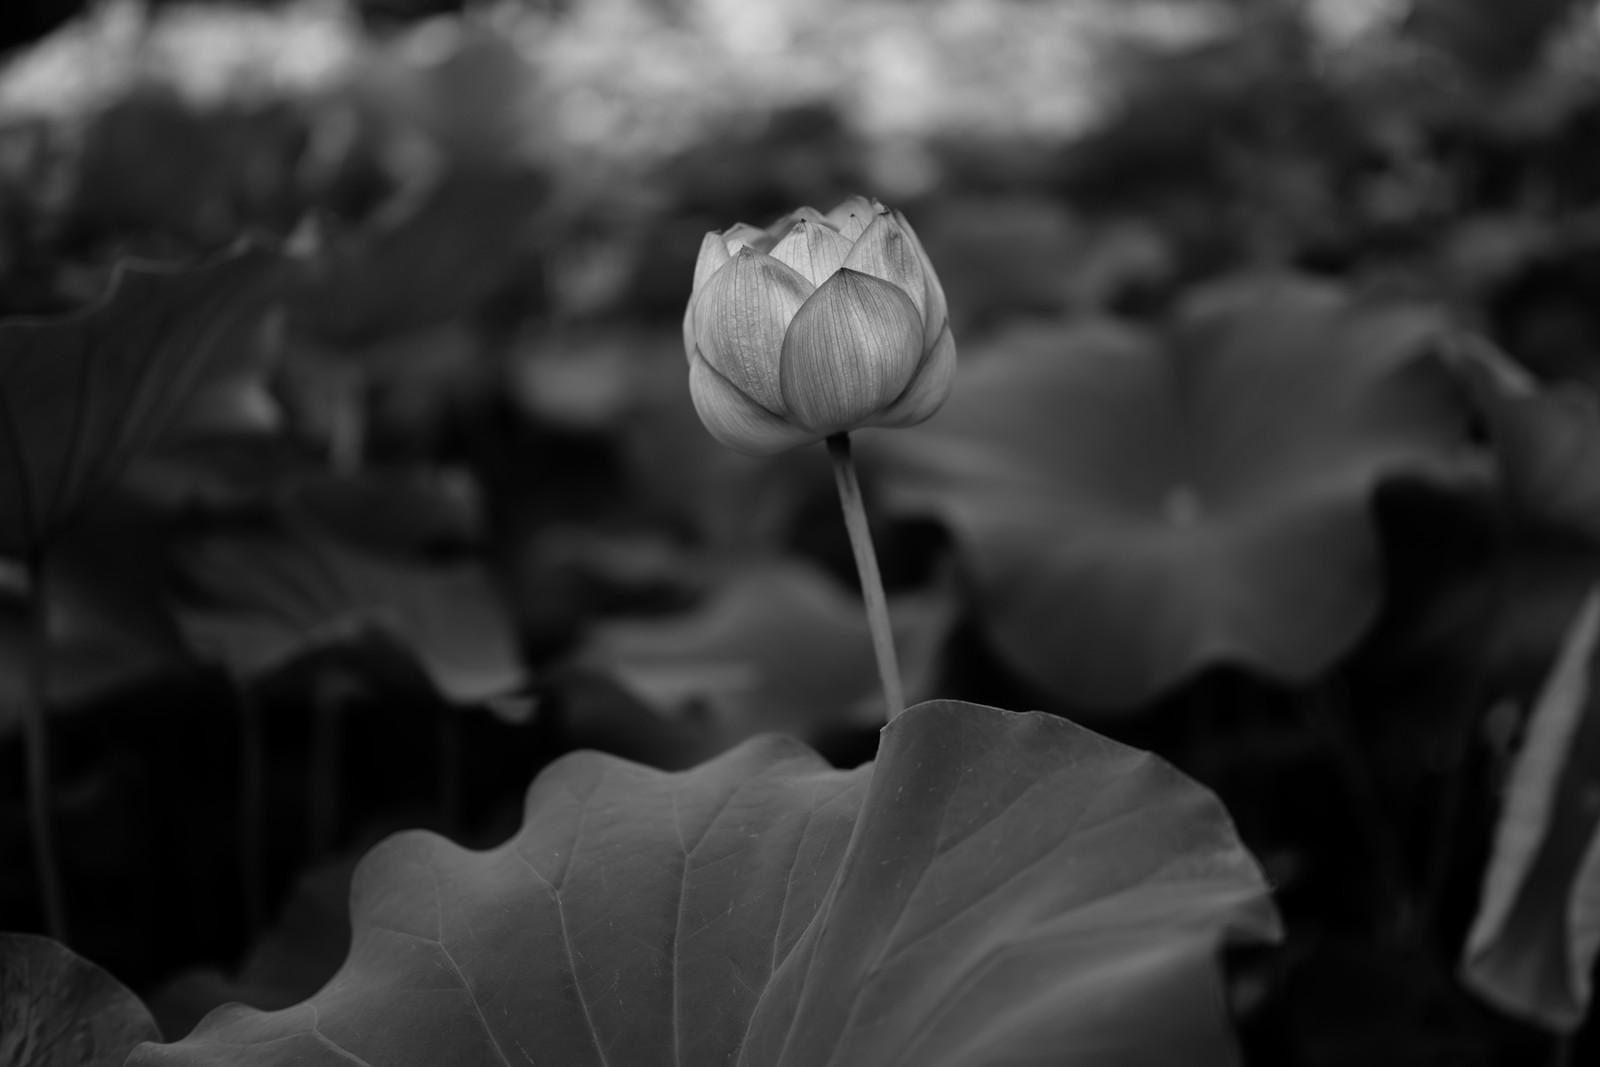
left=826, top=432, right=905, bottom=720
left=22, top=549, right=66, bottom=940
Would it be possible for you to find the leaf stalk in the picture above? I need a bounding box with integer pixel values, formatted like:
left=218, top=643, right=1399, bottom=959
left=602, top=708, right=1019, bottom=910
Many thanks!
left=22, top=548, right=66, bottom=940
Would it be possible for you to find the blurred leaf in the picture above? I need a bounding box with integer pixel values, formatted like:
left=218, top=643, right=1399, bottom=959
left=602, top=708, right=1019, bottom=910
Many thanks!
left=917, top=196, right=1085, bottom=329
left=1408, top=0, right=1582, bottom=82
left=575, top=560, right=955, bottom=763
left=1405, top=543, right=1599, bottom=697
left=1436, top=215, right=1558, bottom=298
left=176, top=518, right=523, bottom=704
left=285, top=467, right=484, bottom=556
left=130, top=700, right=1278, bottom=1067
left=280, top=323, right=489, bottom=460
left=622, top=383, right=832, bottom=554
left=71, top=91, right=306, bottom=246
left=0, top=932, right=160, bottom=1065
left=1457, top=338, right=1600, bottom=543
left=1463, top=585, right=1600, bottom=1030
left=877, top=275, right=1478, bottom=708
left=0, top=495, right=196, bottom=734
left=356, top=26, right=544, bottom=172
left=512, top=326, right=678, bottom=432
left=293, top=171, right=542, bottom=347
left=122, top=433, right=322, bottom=510
left=0, top=245, right=289, bottom=556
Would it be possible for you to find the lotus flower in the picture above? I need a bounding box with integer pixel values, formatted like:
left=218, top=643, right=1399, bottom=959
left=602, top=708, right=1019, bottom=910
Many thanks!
left=683, top=196, right=955, bottom=456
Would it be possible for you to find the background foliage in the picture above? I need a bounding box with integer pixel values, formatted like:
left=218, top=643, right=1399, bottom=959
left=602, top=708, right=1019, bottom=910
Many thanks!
left=5, top=0, right=1600, bottom=1063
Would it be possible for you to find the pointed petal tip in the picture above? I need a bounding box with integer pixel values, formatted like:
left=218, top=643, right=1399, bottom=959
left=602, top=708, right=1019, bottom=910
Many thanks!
left=841, top=213, right=928, bottom=322
left=825, top=194, right=889, bottom=241
left=691, top=231, right=732, bottom=300
left=770, top=220, right=856, bottom=289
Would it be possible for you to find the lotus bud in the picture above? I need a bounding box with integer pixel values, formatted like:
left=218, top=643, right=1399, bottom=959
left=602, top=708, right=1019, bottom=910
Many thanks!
left=683, top=196, right=955, bottom=456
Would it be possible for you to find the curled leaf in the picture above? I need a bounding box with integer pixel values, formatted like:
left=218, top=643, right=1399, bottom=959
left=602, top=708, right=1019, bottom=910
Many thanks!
left=176, top=520, right=523, bottom=704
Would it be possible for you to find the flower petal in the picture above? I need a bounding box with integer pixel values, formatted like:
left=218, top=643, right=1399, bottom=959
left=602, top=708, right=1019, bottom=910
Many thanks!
left=770, top=220, right=856, bottom=287
left=722, top=222, right=775, bottom=254
left=689, top=348, right=819, bottom=456
left=893, top=209, right=949, bottom=354
left=841, top=212, right=928, bottom=322
left=867, top=317, right=956, bottom=429
left=826, top=195, right=884, bottom=241
left=691, top=230, right=731, bottom=295
left=684, top=232, right=732, bottom=362
left=779, top=268, right=925, bottom=434
left=694, top=247, right=815, bottom=413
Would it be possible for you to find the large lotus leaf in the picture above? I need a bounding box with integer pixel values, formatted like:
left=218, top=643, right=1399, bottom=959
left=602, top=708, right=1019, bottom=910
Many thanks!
left=0, top=246, right=289, bottom=555
left=577, top=560, right=954, bottom=762
left=176, top=520, right=523, bottom=704
left=875, top=276, right=1477, bottom=708
left=0, top=932, right=160, bottom=1065
left=1462, top=587, right=1600, bottom=1030
left=132, top=699, right=1278, bottom=1066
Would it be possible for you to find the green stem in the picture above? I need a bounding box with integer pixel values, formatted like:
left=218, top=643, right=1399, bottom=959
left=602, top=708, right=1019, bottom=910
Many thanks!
left=235, top=678, right=264, bottom=936
left=826, top=433, right=904, bottom=720
left=23, top=549, right=66, bottom=940
left=308, top=672, right=348, bottom=860
left=1300, top=677, right=1415, bottom=943
left=1419, top=462, right=1513, bottom=945
left=330, top=367, right=366, bottom=477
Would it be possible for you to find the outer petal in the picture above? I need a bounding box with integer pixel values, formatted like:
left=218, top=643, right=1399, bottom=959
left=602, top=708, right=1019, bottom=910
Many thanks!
left=689, top=348, right=820, bottom=456
left=779, top=268, right=925, bottom=435
left=684, top=231, right=731, bottom=362
left=695, top=246, right=815, bottom=414
left=894, top=209, right=949, bottom=354
left=770, top=220, right=856, bottom=288
left=826, top=195, right=884, bottom=241
left=841, top=212, right=928, bottom=323
left=866, top=317, right=956, bottom=429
